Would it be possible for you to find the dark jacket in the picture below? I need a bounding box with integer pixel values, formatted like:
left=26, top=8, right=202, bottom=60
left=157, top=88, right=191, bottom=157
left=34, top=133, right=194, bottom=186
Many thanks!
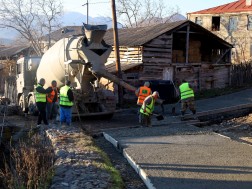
left=36, top=84, right=53, bottom=94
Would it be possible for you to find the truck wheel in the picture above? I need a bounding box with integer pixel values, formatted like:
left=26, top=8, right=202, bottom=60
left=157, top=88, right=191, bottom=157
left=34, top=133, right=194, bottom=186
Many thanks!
left=28, top=99, right=38, bottom=116
left=18, top=95, right=25, bottom=111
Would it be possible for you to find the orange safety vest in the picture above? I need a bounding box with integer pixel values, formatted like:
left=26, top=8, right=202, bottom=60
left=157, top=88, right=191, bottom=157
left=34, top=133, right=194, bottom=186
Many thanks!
left=137, top=86, right=152, bottom=105
left=47, top=88, right=57, bottom=103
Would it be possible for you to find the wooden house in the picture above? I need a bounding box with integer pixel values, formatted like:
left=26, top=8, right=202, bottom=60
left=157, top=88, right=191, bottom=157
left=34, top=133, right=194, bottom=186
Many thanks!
left=187, top=0, right=252, bottom=63
left=103, top=20, right=233, bottom=94
left=38, top=22, right=232, bottom=101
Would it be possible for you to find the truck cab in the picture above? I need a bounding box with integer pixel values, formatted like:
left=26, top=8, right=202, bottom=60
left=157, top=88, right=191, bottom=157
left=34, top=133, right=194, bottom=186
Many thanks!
left=16, top=57, right=41, bottom=113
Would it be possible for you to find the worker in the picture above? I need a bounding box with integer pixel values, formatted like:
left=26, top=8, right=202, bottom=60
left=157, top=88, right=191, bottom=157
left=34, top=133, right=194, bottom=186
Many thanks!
left=59, top=80, right=74, bottom=126
left=139, top=91, right=160, bottom=127
left=35, top=78, right=53, bottom=127
left=135, top=81, right=152, bottom=123
left=179, top=79, right=196, bottom=120
left=135, top=81, right=152, bottom=105
left=46, top=80, right=58, bottom=123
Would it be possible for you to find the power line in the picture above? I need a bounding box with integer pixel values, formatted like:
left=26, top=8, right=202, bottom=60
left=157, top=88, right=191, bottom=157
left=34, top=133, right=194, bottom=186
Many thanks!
left=89, top=1, right=109, bottom=4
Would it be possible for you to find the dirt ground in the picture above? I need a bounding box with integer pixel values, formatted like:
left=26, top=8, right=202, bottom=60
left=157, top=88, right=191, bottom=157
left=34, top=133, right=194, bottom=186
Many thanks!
left=206, top=114, right=252, bottom=144
left=1, top=111, right=252, bottom=189
left=77, top=108, right=139, bottom=135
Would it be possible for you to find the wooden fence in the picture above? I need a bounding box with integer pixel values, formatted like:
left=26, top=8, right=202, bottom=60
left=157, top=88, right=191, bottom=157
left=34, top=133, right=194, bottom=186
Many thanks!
left=231, top=62, right=252, bottom=86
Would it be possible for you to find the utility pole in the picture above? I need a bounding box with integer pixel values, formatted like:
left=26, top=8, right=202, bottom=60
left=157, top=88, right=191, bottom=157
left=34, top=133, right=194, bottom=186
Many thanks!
left=111, top=0, right=123, bottom=107
left=82, top=0, right=89, bottom=24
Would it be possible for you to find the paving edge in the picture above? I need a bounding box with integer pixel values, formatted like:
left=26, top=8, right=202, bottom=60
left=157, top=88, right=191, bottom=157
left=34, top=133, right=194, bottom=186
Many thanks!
left=103, top=132, right=156, bottom=189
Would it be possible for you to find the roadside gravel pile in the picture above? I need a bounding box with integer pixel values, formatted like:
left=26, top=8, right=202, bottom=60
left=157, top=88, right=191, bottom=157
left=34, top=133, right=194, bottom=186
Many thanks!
left=46, top=125, right=113, bottom=189
left=200, top=114, right=252, bottom=144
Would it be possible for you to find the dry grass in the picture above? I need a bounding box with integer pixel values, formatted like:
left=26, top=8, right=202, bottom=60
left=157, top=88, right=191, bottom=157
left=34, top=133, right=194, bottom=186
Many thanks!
left=0, top=133, right=55, bottom=189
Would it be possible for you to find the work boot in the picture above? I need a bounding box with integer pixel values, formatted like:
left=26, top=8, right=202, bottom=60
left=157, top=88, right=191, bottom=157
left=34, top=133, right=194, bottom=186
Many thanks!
left=192, top=110, right=197, bottom=119
left=36, top=124, right=41, bottom=128
left=180, top=111, right=185, bottom=121
left=180, top=116, right=185, bottom=121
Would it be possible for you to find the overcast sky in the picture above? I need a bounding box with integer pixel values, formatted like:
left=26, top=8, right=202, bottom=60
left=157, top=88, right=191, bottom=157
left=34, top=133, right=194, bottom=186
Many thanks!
left=62, top=0, right=234, bottom=17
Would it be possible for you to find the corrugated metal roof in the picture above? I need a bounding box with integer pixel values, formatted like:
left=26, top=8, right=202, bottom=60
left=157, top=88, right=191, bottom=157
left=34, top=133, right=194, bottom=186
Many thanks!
left=103, top=20, right=187, bottom=46
left=189, top=0, right=252, bottom=14
left=104, top=20, right=232, bottom=48
left=40, top=20, right=232, bottom=48
left=41, top=26, right=83, bottom=41
left=0, top=45, right=30, bottom=57
left=42, top=21, right=188, bottom=45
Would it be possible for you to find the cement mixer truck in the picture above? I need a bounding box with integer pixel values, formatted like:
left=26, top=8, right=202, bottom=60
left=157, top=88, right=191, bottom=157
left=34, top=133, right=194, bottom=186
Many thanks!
left=5, top=24, right=137, bottom=117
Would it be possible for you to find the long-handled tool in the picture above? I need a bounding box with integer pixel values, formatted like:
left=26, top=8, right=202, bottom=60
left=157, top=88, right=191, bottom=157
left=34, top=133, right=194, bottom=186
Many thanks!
left=171, top=100, right=181, bottom=115
left=152, top=113, right=164, bottom=121
left=171, top=80, right=180, bottom=115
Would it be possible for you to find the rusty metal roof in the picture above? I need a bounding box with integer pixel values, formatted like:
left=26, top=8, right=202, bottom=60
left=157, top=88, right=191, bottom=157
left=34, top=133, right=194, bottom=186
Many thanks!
left=189, top=0, right=252, bottom=14
left=103, top=20, right=187, bottom=46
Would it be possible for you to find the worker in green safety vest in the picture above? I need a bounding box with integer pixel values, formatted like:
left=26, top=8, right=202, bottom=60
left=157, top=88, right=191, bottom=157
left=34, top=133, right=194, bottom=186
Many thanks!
left=139, top=91, right=160, bottom=127
left=179, top=79, right=196, bottom=120
left=35, top=78, right=53, bottom=127
left=59, top=80, right=74, bottom=126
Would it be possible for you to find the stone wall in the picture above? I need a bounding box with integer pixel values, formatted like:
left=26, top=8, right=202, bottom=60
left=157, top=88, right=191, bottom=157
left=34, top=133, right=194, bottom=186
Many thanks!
left=188, top=12, right=252, bottom=63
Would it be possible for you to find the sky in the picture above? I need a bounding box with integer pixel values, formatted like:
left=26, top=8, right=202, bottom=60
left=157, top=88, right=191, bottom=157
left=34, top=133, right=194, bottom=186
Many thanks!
left=62, top=0, right=234, bottom=18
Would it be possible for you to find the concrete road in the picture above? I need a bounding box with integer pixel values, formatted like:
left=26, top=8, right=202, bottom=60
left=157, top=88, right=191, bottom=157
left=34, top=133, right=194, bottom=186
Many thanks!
left=104, top=89, right=252, bottom=189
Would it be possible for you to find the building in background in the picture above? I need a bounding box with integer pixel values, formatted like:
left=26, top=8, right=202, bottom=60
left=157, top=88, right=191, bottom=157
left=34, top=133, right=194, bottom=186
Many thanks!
left=103, top=20, right=232, bottom=100
left=187, top=0, right=252, bottom=63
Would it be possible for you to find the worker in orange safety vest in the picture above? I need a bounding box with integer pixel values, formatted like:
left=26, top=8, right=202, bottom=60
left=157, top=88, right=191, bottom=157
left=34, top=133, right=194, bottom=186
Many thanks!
left=135, top=81, right=152, bottom=123
left=46, top=80, right=58, bottom=123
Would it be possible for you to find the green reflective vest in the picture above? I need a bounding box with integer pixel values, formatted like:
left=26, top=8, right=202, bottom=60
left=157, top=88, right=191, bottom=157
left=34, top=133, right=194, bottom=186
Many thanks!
left=35, top=84, right=46, bottom=102
left=140, top=97, right=154, bottom=116
left=60, top=85, right=73, bottom=107
left=179, top=82, right=194, bottom=100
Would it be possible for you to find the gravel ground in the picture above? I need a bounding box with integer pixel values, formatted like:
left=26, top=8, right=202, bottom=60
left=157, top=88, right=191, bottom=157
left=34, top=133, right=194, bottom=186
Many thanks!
left=77, top=109, right=151, bottom=189
left=204, top=114, right=252, bottom=144
left=94, top=136, right=147, bottom=189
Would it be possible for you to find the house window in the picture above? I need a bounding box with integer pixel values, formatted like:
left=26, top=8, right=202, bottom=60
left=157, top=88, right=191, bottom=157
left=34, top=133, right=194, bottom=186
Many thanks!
left=16, top=64, right=22, bottom=74
left=229, top=16, right=238, bottom=31
left=212, top=16, right=220, bottom=31
left=248, top=15, right=252, bottom=30
left=195, top=17, right=202, bottom=26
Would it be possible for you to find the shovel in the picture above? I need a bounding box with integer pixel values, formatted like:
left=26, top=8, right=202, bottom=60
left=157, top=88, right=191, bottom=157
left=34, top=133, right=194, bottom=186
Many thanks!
left=152, top=113, right=164, bottom=121
left=170, top=80, right=180, bottom=115
left=171, top=99, right=181, bottom=115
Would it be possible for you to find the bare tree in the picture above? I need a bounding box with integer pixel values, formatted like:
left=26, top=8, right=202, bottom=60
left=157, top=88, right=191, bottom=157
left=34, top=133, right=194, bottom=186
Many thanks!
left=36, top=0, right=63, bottom=48
left=116, top=0, right=181, bottom=28
left=0, top=0, right=63, bottom=56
